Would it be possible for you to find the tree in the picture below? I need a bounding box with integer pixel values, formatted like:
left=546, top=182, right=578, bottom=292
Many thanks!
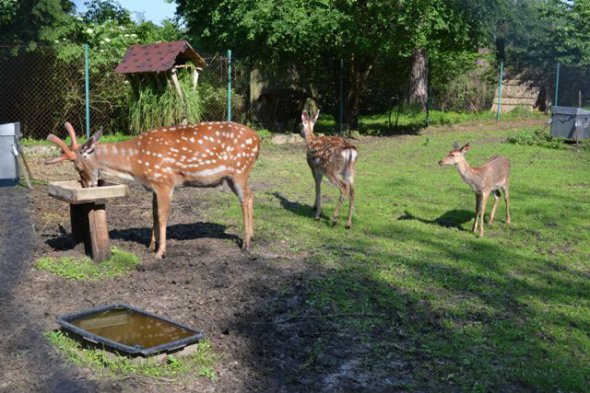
left=175, top=0, right=491, bottom=127
left=0, top=0, right=74, bottom=48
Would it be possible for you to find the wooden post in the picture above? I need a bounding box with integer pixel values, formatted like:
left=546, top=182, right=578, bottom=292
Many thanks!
left=88, top=203, right=111, bottom=262
left=69, top=202, right=111, bottom=262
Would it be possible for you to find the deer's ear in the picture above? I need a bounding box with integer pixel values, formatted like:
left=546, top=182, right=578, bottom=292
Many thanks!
left=312, top=110, right=320, bottom=124
left=461, top=143, right=471, bottom=152
left=301, top=110, right=309, bottom=123
left=80, top=129, right=102, bottom=156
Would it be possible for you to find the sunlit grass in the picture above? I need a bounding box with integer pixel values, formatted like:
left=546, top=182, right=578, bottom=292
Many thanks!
left=200, top=122, right=590, bottom=391
left=35, top=247, right=140, bottom=280
left=45, top=330, right=218, bottom=381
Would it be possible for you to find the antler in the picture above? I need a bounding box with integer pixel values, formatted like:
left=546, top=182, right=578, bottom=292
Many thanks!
left=44, top=124, right=78, bottom=165
left=64, top=122, right=80, bottom=150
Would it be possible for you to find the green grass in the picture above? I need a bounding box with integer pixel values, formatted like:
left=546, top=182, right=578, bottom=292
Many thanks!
left=314, top=108, right=546, bottom=135
left=36, top=247, right=140, bottom=280
left=45, top=330, right=218, bottom=381
left=199, top=122, right=590, bottom=392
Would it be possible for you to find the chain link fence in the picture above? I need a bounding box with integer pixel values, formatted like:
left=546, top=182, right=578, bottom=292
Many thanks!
left=0, top=45, right=248, bottom=140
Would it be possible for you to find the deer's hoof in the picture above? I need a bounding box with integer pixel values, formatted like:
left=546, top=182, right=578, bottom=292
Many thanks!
left=315, top=216, right=321, bottom=221
left=155, top=251, right=166, bottom=259
left=345, top=223, right=352, bottom=229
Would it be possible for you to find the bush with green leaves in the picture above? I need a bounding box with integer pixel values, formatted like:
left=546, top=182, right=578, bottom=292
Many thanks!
left=506, top=127, right=567, bottom=149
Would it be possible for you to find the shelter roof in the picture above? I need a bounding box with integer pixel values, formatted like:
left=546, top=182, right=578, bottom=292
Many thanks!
left=114, top=40, right=206, bottom=74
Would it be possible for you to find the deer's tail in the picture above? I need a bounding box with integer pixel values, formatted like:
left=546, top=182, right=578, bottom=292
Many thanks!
left=341, top=147, right=358, bottom=184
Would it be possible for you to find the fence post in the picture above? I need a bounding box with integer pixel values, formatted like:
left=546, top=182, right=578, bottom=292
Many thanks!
left=338, top=58, right=344, bottom=135
left=84, top=43, right=90, bottom=138
left=496, top=61, right=504, bottom=122
left=227, top=49, right=232, bottom=122
left=554, top=62, right=560, bottom=107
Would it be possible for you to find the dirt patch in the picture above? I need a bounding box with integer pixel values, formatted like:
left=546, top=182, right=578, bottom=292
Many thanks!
left=1, top=150, right=397, bottom=393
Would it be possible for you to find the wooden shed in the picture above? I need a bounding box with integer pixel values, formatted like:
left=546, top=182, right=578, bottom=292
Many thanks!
left=115, top=41, right=207, bottom=132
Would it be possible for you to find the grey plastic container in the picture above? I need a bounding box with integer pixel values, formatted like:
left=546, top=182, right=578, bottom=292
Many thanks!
left=0, top=122, right=20, bottom=187
left=550, top=106, right=590, bottom=140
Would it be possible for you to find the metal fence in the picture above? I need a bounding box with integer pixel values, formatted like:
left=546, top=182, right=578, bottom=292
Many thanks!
left=0, top=45, right=247, bottom=140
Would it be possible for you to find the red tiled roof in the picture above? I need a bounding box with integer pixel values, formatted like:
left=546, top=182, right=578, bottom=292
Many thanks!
left=114, top=40, right=207, bottom=74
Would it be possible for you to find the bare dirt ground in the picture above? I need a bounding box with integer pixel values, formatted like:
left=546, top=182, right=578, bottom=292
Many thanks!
left=0, top=146, right=382, bottom=393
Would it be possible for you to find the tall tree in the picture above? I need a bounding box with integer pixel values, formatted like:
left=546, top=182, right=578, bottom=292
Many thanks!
left=0, top=0, right=74, bottom=48
left=174, top=0, right=491, bottom=127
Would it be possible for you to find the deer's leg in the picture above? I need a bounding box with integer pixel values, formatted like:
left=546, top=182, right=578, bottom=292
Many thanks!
left=489, top=190, right=501, bottom=224
left=331, top=178, right=349, bottom=226
left=472, top=193, right=481, bottom=233
left=478, top=191, right=490, bottom=237
left=228, top=178, right=252, bottom=251
left=504, top=185, right=511, bottom=225
left=345, top=182, right=355, bottom=229
left=312, top=168, right=323, bottom=220
left=241, top=184, right=254, bottom=251
left=149, top=192, right=159, bottom=252
left=154, top=186, right=173, bottom=259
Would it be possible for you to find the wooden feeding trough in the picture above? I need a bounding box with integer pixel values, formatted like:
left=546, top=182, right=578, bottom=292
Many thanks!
left=48, top=180, right=129, bottom=262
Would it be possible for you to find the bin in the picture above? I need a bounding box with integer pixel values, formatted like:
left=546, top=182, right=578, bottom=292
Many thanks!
left=550, top=106, right=590, bottom=140
left=0, top=122, right=20, bottom=187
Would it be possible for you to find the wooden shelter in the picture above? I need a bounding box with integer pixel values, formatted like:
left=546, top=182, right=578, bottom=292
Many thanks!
left=115, top=41, right=207, bottom=131
left=115, top=40, right=207, bottom=96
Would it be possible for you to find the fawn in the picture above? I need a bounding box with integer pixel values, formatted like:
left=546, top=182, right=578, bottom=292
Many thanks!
left=439, top=143, right=510, bottom=237
left=300, top=110, right=358, bottom=228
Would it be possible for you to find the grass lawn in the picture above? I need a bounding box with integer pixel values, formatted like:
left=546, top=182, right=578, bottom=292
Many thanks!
left=201, top=122, right=589, bottom=391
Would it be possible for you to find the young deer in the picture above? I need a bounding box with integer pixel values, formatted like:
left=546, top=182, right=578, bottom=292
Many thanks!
left=300, top=110, right=358, bottom=228
left=46, top=121, right=260, bottom=258
left=439, top=143, right=510, bottom=237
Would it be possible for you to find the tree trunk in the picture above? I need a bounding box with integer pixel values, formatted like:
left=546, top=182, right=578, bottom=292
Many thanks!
left=408, top=48, right=428, bottom=110
left=344, top=54, right=374, bottom=130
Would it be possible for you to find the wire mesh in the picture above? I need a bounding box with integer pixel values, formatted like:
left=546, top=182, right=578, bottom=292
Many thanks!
left=0, top=46, right=248, bottom=140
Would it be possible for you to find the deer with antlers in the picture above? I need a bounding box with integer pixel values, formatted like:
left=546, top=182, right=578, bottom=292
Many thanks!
left=46, top=122, right=260, bottom=258
left=300, top=110, right=358, bottom=228
left=439, top=143, right=511, bottom=237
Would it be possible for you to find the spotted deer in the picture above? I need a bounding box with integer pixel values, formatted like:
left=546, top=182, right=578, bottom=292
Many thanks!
left=439, top=143, right=510, bottom=237
left=300, top=110, right=357, bottom=228
left=45, top=121, right=260, bottom=258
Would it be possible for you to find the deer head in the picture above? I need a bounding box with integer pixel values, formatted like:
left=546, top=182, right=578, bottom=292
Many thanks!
left=45, top=123, right=103, bottom=187
left=439, top=143, right=470, bottom=166
left=300, top=110, right=320, bottom=139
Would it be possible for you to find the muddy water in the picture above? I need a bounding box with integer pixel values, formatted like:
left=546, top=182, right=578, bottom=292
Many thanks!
left=71, top=308, right=196, bottom=349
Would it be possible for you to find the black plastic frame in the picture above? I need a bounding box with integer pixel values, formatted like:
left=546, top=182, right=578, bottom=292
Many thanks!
left=56, top=303, right=204, bottom=356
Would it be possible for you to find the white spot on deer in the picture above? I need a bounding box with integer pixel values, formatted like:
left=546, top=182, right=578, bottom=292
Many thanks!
left=246, top=138, right=254, bottom=146
left=181, top=136, right=188, bottom=141
left=170, top=127, right=176, bottom=131
left=207, top=126, right=212, bottom=130
left=170, top=148, right=179, bottom=153
left=189, top=137, right=195, bottom=142
left=198, top=139, right=203, bottom=144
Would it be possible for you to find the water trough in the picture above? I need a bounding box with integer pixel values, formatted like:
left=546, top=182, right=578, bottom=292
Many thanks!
left=57, top=303, right=204, bottom=357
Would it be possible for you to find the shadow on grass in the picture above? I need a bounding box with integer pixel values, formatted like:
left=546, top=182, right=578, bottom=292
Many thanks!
left=269, top=192, right=331, bottom=222
left=398, top=209, right=473, bottom=230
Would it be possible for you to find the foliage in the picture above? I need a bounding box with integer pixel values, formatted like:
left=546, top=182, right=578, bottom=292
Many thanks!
left=506, top=127, right=568, bottom=149
left=35, top=247, right=140, bottom=280
left=45, top=330, right=218, bottom=380
left=175, top=0, right=491, bottom=125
